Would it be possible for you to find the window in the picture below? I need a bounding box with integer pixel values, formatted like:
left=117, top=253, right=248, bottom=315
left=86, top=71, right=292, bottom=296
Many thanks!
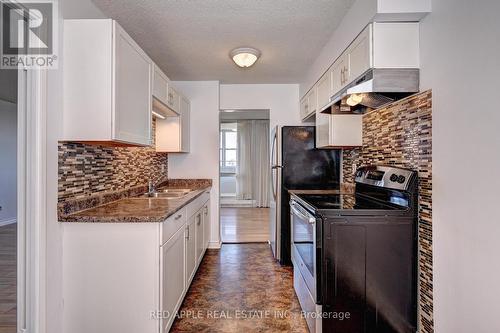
left=220, top=123, right=237, bottom=172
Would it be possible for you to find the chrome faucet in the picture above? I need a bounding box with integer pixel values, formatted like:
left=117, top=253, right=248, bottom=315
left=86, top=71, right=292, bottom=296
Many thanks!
left=147, top=174, right=165, bottom=196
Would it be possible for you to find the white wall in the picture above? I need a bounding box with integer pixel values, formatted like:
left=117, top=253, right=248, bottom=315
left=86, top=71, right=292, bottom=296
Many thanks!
left=168, top=81, right=221, bottom=247
left=45, top=1, right=107, bottom=333
left=220, top=84, right=301, bottom=129
left=0, top=99, right=17, bottom=223
left=419, top=0, right=500, bottom=331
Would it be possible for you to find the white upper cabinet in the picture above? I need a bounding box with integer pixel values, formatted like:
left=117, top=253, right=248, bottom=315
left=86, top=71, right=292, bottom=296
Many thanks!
left=63, top=19, right=152, bottom=146
left=155, top=93, right=190, bottom=153
left=347, top=25, right=372, bottom=83
left=167, top=85, right=180, bottom=114
left=300, top=87, right=317, bottom=121
left=331, top=53, right=348, bottom=96
left=302, top=22, right=419, bottom=108
left=300, top=96, right=309, bottom=120
left=316, top=69, right=333, bottom=112
left=153, top=64, right=169, bottom=106
left=372, top=22, right=419, bottom=68
left=328, top=115, right=363, bottom=148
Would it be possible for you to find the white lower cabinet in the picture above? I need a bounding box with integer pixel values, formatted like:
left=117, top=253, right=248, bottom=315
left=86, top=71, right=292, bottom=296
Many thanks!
left=202, top=202, right=210, bottom=249
left=62, top=190, right=211, bottom=333
left=185, top=213, right=197, bottom=285
left=195, top=210, right=204, bottom=263
left=160, top=227, right=186, bottom=333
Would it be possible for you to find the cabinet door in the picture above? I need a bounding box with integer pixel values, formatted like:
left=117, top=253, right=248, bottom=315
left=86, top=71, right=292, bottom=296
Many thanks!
left=348, top=26, right=371, bottom=82
left=330, top=115, right=362, bottom=147
left=195, top=210, right=204, bottom=263
left=167, top=86, right=180, bottom=113
left=180, top=95, right=190, bottom=153
left=305, top=88, right=317, bottom=118
left=185, top=216, right=197, bottom=285
left=113, top=22, right=152, bottom=146
left=316, top=70, right=333, bottom=111
left=316, top=112, right=331, bottom=148
left=300, top=96, right=309, bottom=120
left=160, top=227, right=185, bottom=333
left=331, top=55, right=347, bottom=95
left=203, top=201, right=210, bottom=249
left=153, top=65, right=169, bottom=105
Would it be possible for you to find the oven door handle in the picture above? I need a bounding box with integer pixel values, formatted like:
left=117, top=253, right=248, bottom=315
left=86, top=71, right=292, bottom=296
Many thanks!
left=291, top=202, right=316, bottom=224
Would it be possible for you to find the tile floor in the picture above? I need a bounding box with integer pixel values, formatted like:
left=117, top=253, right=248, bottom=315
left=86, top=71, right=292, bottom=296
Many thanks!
left=171, top=243, right=308, bottom=332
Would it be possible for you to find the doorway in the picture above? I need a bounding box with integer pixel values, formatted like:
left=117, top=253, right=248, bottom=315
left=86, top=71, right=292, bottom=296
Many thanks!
left=219, top=110, right=270, bottom=243
left=0, top=68, right=18, bottom=332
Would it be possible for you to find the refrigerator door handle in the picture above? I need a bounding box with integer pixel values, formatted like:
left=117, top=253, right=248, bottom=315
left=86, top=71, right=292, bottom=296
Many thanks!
left=271, top=165, right=283, bottom=169
left=271, top=168, right=278, bottom=200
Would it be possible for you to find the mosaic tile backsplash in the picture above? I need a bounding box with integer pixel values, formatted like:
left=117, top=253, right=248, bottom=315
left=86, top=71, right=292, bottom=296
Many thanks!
left=342, top=90, right=433, bottom=333
left=58, top=120, right=168, bottom=202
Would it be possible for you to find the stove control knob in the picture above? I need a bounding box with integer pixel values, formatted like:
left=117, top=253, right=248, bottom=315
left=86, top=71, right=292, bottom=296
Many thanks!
left=397, top=175, right=406, bottom=184
left=390, top=174, right=399, bottom=182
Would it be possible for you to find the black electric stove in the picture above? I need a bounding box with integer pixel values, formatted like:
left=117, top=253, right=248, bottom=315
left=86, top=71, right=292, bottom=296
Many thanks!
left=290, top=165, right=418, bottom=333
left=296, top=193, right=403, bottom=211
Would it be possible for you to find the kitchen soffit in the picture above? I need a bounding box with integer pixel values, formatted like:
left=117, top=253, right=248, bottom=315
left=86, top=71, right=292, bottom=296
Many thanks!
left=92, top=0, right=355, bottom=84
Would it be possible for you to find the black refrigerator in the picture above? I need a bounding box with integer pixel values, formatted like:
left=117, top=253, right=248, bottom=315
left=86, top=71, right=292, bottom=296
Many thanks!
left=269, top=126, right=340, bottom=265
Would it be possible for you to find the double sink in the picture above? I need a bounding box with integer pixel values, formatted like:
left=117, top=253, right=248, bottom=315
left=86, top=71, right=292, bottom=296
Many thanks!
left=142, top=188, right=193, bottom=199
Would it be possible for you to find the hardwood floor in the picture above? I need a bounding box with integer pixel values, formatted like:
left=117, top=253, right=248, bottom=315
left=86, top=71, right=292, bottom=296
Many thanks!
left=171, top=244, right=308, bottom=333
left=0, top=224, right=16, bottom=333
left=220, top=207, right=270, bottom=243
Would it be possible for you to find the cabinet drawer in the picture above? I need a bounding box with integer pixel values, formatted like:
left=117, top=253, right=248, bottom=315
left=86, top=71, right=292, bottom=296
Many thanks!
left=161, top=207, right=187, bottom=245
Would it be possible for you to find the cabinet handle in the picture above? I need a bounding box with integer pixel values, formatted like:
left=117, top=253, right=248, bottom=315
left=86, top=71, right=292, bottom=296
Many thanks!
left=204, top=207, right=208, bottom=216
left=186, top=227, right=190, bottom=240
left=196, top=214, right=201, bottom=225
left=174, top=214, right=182, bottom=220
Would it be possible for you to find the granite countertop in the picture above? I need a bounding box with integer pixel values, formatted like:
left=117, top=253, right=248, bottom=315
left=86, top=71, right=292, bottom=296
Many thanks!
left=58, top=179, right=212, bottom=223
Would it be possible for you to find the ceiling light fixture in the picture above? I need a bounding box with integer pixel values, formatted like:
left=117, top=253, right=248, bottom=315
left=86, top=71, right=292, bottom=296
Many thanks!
left=230, top=47, right=261, bottom=68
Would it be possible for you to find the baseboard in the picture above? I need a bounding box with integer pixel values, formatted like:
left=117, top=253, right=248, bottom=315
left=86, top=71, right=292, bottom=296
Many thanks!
left=0, top=218, right=16, bottom=227
left=208, top=240, right=222, bottom=249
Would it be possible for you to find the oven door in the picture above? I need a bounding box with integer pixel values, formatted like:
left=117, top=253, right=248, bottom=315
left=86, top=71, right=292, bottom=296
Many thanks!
left=290, top=199, right=319, bottom=302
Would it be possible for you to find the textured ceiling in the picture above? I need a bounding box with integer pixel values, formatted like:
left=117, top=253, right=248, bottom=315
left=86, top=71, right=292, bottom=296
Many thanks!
left=92, top=0, right=355, bottom=83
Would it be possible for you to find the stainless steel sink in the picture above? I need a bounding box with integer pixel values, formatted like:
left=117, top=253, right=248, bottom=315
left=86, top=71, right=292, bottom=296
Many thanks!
left=142, top=188, right=193, bottom=199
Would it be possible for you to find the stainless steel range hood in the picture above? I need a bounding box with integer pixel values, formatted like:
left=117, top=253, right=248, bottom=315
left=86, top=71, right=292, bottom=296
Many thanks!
left=322, top=68, right=420, bottom=114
